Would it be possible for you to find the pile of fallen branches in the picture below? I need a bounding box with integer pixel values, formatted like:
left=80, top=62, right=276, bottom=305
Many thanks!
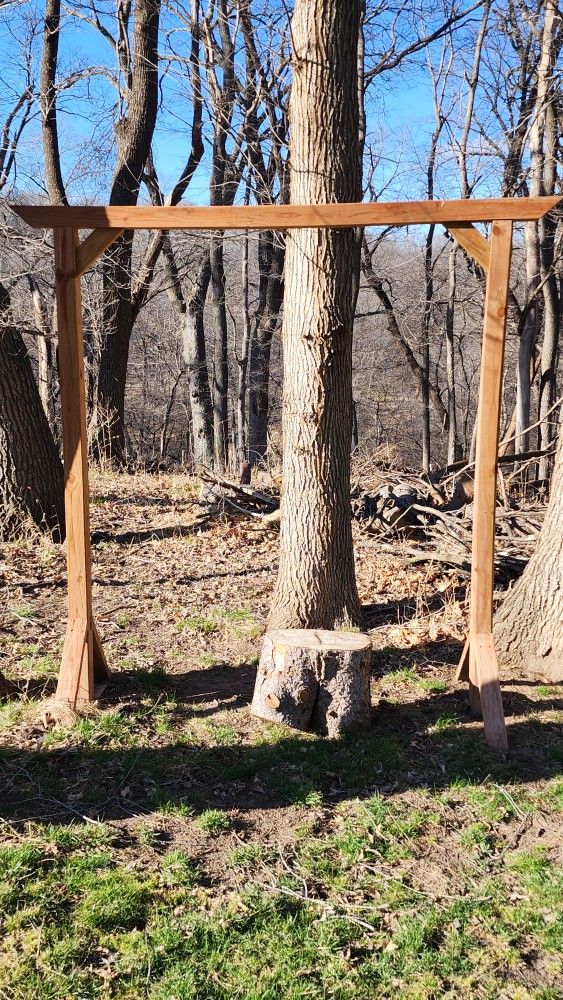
left=350, top=472, right=545, bottom=581
left=195, top=471, right=280, bottom=526
left=394, top=501, right=545, bottom=581
left=197, top=468, right=546, bottom=581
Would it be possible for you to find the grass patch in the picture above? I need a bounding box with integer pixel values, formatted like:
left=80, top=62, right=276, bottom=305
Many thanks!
left=175, top=606, right=260, bottom=640
left=197, top=809, right=232, bottom=835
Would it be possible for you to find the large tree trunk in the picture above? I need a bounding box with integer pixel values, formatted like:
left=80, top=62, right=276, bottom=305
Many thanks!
left=532, top=0, right=561, bottom=483
left=0, top=324, right=65, bottom=541
left=95, top=0, right=161, bottom=463
left=248, top=233, right=285, bottom=466
left=183, top=255, right=214, bottom=471
left=97, top=235, right=135, bottom=461
left=494, top=419, right=563, bottom=680
left=210, top=233, right=229, bottom=472
left=445, top=243, right=459, bottom=465
left=268, top=0, right=363, bottom=631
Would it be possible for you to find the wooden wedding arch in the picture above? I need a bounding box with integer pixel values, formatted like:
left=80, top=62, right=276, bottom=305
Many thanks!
left=12, top=195, right=560, bottom=752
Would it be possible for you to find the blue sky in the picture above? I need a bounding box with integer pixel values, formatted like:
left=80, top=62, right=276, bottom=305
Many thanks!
left=0, top=2, right=490, bottom=207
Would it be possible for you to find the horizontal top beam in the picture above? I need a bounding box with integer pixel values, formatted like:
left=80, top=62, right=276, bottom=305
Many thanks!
left=10, top=197, right=560, bottom=231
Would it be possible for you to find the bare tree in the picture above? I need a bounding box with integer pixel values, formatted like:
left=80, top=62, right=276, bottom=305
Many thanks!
left=269, top=0, right=363, bottom=630
left=95, top=0, right=162, bottom=462
left=0, top=278, right=65, bottom=541
left=0, top=18, right=65, bottom=542
left=494, top=413, right=563, bottom=680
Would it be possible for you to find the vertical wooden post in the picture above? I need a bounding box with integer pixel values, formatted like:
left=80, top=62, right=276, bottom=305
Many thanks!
left=463, top=219, right=512, bottom=751
left=54, top=228, right=109, bottom=706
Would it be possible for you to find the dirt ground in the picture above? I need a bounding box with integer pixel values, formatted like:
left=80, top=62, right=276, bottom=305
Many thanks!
left=0, top=471, right=561, bottom=999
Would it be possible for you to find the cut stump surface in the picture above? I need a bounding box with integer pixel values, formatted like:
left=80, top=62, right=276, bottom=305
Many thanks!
left=251, top=629, right=372, bottom=737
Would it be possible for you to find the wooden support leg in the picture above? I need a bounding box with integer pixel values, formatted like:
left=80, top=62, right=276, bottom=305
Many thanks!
left=474, top=633, right=507, bottom=752
left=455, top=637, right=470, bottom=682
left=54, top=228, right=110, bottom=707
left=462, top=220, right=512, bottom=751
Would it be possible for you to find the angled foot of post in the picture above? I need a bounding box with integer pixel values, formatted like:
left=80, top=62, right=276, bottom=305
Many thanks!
left=92, top=620, right=111, bottom=699
left=458, top=632, right=507, bottom=751
left=56, top=617, right=110, bottom=709
left=455, top=637, right=470, bottom=682
left=474, top=632, right=508, bottom=752
left=458, top=634, right=482, bottom=715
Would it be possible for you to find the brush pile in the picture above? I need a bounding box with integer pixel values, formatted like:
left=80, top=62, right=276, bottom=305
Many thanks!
left=197, top=467, right=546, bottom=581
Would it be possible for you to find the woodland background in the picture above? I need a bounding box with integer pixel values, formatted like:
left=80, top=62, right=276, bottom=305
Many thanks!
left=0, top=4, right=562, bottom=997
left=0, top=0, right=560, bottom=481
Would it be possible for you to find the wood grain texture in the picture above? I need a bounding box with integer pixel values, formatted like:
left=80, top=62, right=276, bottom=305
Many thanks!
left=55, top=228, right=92, bottom=623
left=446, top=223, right=491, bottom=270
left=76, top=227, right=125, bottom=275
left=474, top=633, right=508, bottom=751
left=465, top=219, right=512, bottom=736
left=54, top=227, right=109, bottom=705
left=455, top=636, right=470, bottom=682
left=11, top=196, right=560, bottom=230
left=57, top=618, right=89, bottom=705
left=471, top=220, right=513, bottom=641
left=251, top=629, right=372, bottom=737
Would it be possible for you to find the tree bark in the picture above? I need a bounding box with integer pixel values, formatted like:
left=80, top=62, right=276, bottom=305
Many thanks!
left=0, top=323, right=65, bottom=541
left=251, top=630, right=371, bottom=737
left=445, top=243, right=459, bottom=465
left=248, top=233, right=285, bottom=465
left=41, top=0, right=67, bottom=206
left=236, top=224, right=251, bottom=465
left=95, top=0, right=161, bottom=463
left=494, top=418, right=563, bottom=681
left=183, top=255, right=214, bottom=471
left=210, top=233, right=229, bottom=471
left=531, top=0, right=561, bottom=482
left=268, top=0, right=363, bottom=630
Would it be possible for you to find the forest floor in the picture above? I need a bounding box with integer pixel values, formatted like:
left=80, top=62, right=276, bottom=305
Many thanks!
left=0, top=470, right=562, bottom=1000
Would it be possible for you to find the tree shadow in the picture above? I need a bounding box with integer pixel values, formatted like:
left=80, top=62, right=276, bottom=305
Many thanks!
left=0, top=676, right=58, bottom=700
left=92, top=524, right=206, bottom=545
left=102, top=660, right=258, bottom=717
left=373, top=639, right=465, bottom=672
left=362, top=592, right=465, bottom=629
left=1, top=673, right=560, bottom=828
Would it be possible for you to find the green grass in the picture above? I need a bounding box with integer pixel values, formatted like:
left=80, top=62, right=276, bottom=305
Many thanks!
left=0, top=698, right=38, bottom=732
left=419, top=678, right=447, bottom=692
left=1, top=822, right=560, bottom=1000
left=428, top=712, right=459, bottom=734
left=1, top=643, right=562, bottom=998
left=197, top=809, right=232, bottom=835
left=536, top=684, right=562, bottom=698
left=382, top=666, right=419, bottom=685
left=159, top=850, right=200, bottom=888
left=174, top=606, right=261, bottom=640
left=10, top=603, right=36, bottom=620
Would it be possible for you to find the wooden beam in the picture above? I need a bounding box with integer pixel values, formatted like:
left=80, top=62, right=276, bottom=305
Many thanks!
left=10, top=196, right=561, bottom=231
left=446, top=223, right=490, bottom=271
left=455, top=637, right=470, bottom=682
left=474, top=633, right=508, bottom=752
left=76, top=227, right=125, bottom=276
left=54, top=227, right=110, bottom=707
left=466, top=219, right=512, bottom=745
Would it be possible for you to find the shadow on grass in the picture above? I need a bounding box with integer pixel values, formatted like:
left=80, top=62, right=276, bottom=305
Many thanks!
left=92, top=523, right=205, bottom=545
left=103, top=660, right=259, bottom=717
left=0, top=665, right=561, bottom=828
left=363, top=593, right=465, bottom=629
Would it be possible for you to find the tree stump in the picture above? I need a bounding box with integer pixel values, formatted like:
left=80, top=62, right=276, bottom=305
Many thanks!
left=251, top=629, right=372, bottom=737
